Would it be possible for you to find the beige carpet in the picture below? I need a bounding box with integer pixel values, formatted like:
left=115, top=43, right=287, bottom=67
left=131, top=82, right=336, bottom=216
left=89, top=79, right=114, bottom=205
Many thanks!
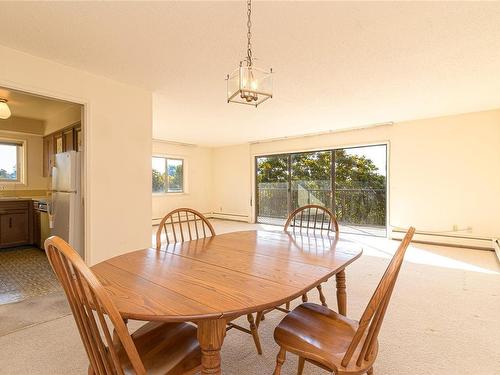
left=1, top=220, right=499, bottom=374
left=0, top=291, right=70, bottom=336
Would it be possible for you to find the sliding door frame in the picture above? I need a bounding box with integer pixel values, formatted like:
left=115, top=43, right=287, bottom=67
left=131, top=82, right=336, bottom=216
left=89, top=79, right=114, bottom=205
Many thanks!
left=252, top=141, right=390, bottom=237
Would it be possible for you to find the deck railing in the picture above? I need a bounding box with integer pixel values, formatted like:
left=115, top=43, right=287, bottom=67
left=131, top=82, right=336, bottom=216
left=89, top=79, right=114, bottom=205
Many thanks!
left=257, top=187, right=386, bottom=227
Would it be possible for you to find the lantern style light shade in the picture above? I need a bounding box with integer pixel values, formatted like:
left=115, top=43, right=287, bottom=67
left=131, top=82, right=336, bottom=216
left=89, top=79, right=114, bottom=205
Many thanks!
left=0, top=99, right=11, bottom=120
left=227, top=62, right=273, bottom=107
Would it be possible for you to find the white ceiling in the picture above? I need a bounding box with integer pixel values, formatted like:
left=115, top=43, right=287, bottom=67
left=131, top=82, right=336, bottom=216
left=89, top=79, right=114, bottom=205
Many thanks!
left=0, top=86, right=79, bottom=121
left=1, top=2, right=500, bottom=145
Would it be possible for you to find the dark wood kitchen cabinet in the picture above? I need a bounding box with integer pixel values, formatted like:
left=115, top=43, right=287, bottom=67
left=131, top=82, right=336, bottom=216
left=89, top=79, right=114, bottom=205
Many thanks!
left=43, top=122, right=81, bottom=177
left=42, top=135, right=55, bottom=177
left=63, top=129, right=75, bottom=151
left=33, top=209, right=41, bottom=248
left=0, top=200, right=33, bottom=248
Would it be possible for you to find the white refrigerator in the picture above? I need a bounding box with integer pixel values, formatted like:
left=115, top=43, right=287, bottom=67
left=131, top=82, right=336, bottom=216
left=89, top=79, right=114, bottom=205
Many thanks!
left=51, top=151, right=84, bottom=258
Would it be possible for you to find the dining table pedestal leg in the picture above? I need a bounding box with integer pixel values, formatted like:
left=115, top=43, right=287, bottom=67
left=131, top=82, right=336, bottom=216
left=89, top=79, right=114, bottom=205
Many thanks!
left=336, top=269, right=347, bottom=316
left=197, top=319, right=227, bottom=375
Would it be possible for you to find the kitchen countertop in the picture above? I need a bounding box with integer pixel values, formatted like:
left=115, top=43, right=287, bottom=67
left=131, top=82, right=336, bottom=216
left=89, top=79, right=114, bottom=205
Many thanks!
left=0, top=197, right=48, bottom=202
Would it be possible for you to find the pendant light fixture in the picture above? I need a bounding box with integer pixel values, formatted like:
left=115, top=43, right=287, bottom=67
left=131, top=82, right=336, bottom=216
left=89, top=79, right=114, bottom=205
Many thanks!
left=0, top=98, right=11, bottom=119
left=226, top=0, right=273, bottom=107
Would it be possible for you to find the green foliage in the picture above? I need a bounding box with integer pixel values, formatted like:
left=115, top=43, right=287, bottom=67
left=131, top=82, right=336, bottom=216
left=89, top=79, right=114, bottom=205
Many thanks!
left=334, top=150, right=385, bottom=190
left=168, top=164, right=183, bottom=191
left=152, top=164, right=183, bottom=193
left=256, top=156, right=288, bottom=183
left=152, top=169, right=165, bottom=192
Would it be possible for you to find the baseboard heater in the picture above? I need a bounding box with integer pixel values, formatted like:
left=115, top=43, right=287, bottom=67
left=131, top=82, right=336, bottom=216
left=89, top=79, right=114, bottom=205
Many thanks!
left=152, top=212, right=249, bottom=226
left=391, top=228, right=494, bottom=251
left=206, top=212, right=249, bottom=222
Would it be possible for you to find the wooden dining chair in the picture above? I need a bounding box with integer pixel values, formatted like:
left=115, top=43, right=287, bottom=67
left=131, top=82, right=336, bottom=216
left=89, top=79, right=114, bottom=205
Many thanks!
left=272, top=227, right=416, bottom=375
left=155, top=208, right=264, bottom=355
left=284, top=204, right=340, bottom=309
left=155, top=207, right=216, bottom=249
left=44, top=236, right=202, bottom=375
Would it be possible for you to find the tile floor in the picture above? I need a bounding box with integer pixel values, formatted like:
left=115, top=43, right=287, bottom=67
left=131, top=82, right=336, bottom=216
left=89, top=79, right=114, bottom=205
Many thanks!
left=0, top=247, right=61, bottom=305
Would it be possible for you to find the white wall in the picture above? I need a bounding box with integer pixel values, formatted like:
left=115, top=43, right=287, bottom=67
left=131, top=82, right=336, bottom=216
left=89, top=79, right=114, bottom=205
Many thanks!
left=211, top=144, right=252, bottom=221
left=0, top=116, right=44, bottom=135
left=44, top=105, right=81, bottom=135
left=211, top=110, right=500, bottom=239
left=0, top=45, right=152, bottom=265
left=152, top=140, right=213, bottom=221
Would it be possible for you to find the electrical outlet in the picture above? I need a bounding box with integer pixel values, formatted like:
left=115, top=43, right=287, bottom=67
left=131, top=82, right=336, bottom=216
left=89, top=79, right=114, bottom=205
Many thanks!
left=452, top=224, right=459, bottom=231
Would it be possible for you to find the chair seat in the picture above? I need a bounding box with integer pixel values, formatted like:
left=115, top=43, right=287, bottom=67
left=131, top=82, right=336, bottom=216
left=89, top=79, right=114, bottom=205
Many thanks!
left=274, top=303, right=377, bottom=374
left=119, top=321, right=201, bottom=375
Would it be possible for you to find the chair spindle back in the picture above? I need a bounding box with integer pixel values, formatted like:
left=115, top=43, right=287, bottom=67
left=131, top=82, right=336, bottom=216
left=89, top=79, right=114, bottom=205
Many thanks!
left=44, top=236, right=146, bottom=375
left=156, top=208, right=215, bottom=249
left=284, top=205, right=339, bottom=234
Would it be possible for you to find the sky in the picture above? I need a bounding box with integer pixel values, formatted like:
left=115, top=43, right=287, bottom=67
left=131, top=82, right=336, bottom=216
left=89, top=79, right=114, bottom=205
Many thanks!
left=0, top=144, right=16, bottom=173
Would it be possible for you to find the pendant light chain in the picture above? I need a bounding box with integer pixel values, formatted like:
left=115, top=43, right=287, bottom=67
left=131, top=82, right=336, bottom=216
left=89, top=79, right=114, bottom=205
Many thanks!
left=226, top=0, right=272, bottom=107
left=246, top=0, right=253, bottom=66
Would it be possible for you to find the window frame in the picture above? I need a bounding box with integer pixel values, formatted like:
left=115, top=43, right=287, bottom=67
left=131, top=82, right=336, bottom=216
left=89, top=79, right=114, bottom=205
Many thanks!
left=0, top=138, right=26, bottom=185
left=152, top=155, right=186, bottom=195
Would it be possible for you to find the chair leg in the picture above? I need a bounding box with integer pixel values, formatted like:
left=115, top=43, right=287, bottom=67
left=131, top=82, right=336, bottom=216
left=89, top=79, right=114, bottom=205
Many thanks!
left=297, top=356, right=305, bottom=375
left=317, top=284, right=328, bottom=307
left=273, top=348, right=286, bottom=375
left=247, top=313, right=263, bottom=355
left=255, top=311, right=263, bottom=328
left=367, top=367, right=374, bottom=375
left=302, top=293, right=308, bottom=303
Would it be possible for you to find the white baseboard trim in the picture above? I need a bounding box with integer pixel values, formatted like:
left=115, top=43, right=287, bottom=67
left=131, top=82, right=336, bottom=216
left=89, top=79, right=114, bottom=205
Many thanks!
left=391, top=228, right=494, bottom=251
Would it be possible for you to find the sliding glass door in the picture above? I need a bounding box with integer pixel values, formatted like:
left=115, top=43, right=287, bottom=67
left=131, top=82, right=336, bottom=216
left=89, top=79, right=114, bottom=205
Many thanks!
left=255, top=154, right=289, bottom=225
left=290, top=151, right=333, bottom=212
left=255, top=144, right=387, bottom=236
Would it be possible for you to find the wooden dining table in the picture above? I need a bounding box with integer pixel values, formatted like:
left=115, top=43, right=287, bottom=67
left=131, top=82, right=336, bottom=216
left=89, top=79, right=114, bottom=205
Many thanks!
left=91, top=230, right=362, bottom=375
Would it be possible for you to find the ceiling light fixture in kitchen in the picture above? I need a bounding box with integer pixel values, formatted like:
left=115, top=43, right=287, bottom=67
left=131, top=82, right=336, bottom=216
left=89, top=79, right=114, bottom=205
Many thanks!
left=0, top=98, right=11, bottom=119
left=226, top=0, right=273, bottom=107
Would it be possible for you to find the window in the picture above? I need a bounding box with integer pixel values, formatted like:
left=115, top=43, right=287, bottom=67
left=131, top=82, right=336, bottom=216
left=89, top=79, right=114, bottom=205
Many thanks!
left=152, top=157, right=184, bottom=193
left=0, top=140, right=23, bottom=183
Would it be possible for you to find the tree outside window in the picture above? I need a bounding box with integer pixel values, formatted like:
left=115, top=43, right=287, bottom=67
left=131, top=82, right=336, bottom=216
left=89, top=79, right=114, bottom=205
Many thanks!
left=152, top=157, right=184, bottom=193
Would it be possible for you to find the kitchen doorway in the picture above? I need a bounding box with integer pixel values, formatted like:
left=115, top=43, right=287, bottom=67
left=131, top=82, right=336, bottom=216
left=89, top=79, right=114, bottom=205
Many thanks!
left=0, top=86, right=84, bottom=330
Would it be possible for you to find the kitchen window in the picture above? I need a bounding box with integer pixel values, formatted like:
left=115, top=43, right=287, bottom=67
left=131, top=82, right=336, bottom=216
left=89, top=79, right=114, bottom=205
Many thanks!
left=0, top=140, right=24, bottom=183
left=152, top=156, right=184, bottom=193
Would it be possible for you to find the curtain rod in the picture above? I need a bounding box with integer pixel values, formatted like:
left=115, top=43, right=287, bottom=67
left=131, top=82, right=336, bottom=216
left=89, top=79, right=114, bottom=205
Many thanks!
left=152, top=138, right=197, bottom=147
left=249, top=122, right=394, bottom=145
